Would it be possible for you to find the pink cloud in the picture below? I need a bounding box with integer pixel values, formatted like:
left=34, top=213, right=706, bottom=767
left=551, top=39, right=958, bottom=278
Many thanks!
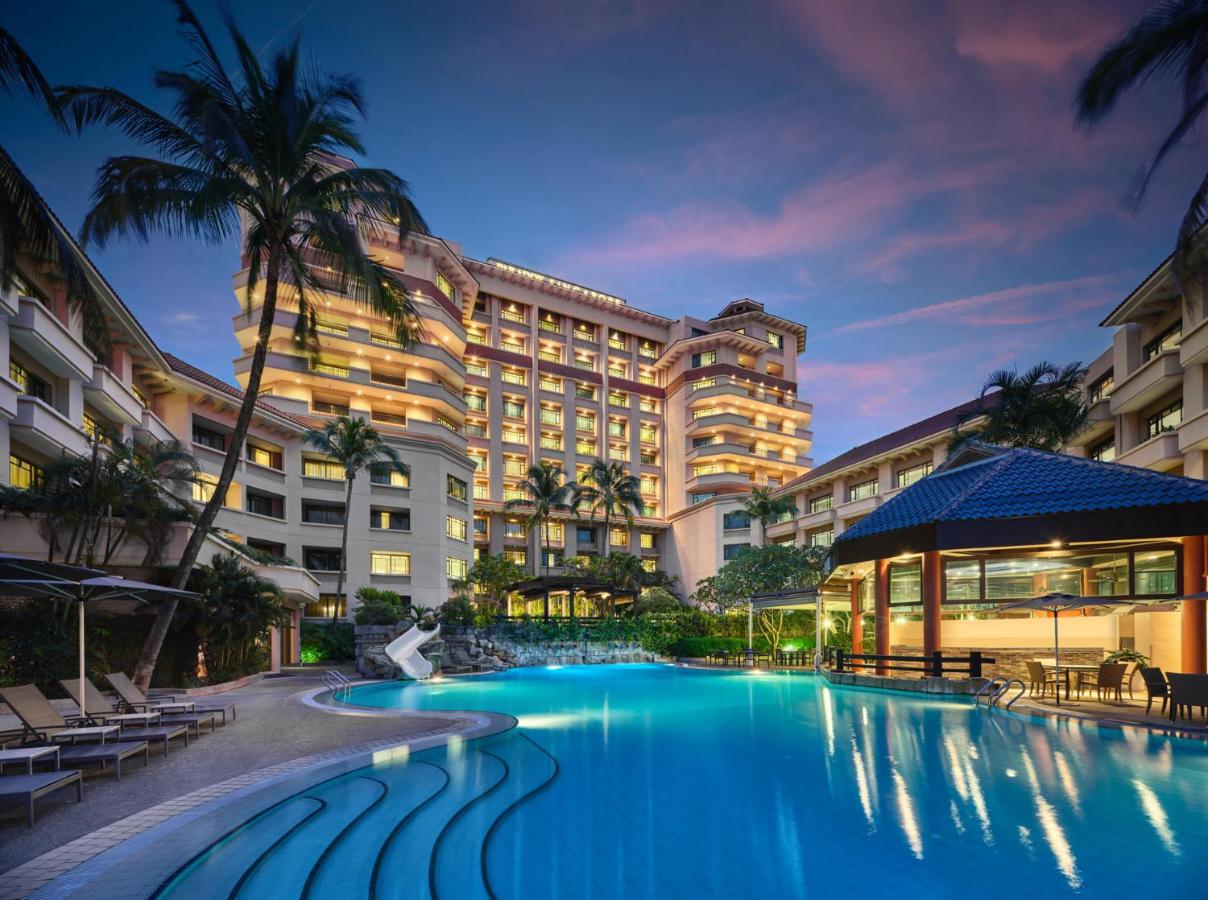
left=858, top=221, right=1014, bottom=281
left=952, top=3, right=1128, bottom=74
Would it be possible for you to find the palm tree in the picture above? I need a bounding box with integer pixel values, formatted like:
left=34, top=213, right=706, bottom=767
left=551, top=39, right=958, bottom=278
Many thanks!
left=58, top=2, right=427, bottom=686
left=0, top=27, right=109, bottom=355
left=505, top=462, right=576, bottom=575
left=742, top=486, right=796, bottom=546
left=305, top=416, right=408, bottom=623
left=950, top=361, right=1088, bottom=452
left=1078, top=1, right=1208, bottom=281
left=187, top=552, right=288, bottom=683
left=575, top=459, right=643, bottom=557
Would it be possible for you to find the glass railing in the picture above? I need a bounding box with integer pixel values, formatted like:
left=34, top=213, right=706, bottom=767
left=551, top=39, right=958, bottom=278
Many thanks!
left=538, top=319, right=562, bottom=333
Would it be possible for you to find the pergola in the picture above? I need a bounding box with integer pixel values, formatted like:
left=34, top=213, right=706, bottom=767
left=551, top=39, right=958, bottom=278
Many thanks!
left=508, top=575, right=640, bottom=618
left=824, top=442, right=1208, bottom=673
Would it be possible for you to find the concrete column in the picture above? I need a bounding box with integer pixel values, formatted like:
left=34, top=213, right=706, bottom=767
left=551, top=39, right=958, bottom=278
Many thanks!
left=1182, top=535, right=1207, bottom=673
left=849, top=578, right=863, bottom=663
left=922, top=550, right=942, bottom=658
left=874, top=558, right=890, bottom=674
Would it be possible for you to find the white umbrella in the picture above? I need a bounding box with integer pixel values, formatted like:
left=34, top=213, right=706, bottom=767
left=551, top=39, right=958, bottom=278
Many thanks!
left=0, top=555, right=197, bottom=719
left=996, top=591, right=1135, bottom=705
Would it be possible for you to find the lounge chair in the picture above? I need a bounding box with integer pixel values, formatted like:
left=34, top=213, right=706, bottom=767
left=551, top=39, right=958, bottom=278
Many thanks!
left=49, top=742, right=150, bottom=781
left=0, top=770, right=82, bottom=826
left=1140, top=666, right=1170, bottom=715
left=106, top=672, right=237, bottom=724
left=1025, top=660, right=1058, bottom=698
left=58, top=679, right=161, bottom=727
left=0, top=685, right=119, bottom=745
left=57, top=679, right=190, bottom=755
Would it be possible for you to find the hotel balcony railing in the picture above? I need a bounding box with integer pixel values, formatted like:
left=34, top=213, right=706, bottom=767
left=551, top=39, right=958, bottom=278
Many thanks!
left=503, top=490, right=526, bottom=502
left=640, top=430, right=658, bottom=444
left=502, top=430, right=526, bottom=445
left=500, top=341, right=526, bottom=355
left=574, top=359, right=595, bottom=372
left=473, top=483, right=489, bottom=500
left=501, top=371, right=526, bottom=386
left=638, top=374, right=658, bottom=386
left=539, top=377, right=562, bottom=393
left=538, top=351, right=561, bottom=364
left=466, top=363, right=488, bottom=377
left=576, top=419, right=596, bottom=432
left=608, top=425, right=626, bottom=438
left=370, top=332, right=404, bottom=348
left=503, top=463, right=528, bottom=477
left=500, top=310, right=527, bottom=325
left=573, top=329, right=595, bottom=342
left=608, top=368, right=627, bottom=379
left=371, top=411, right=406, bottom=427
left=539, top=320, right=562, bottom=334
left=576, top=442, right=597, bottom=456
left=370, top=372, right=406, bottom=388
left=540, top=436, right=563, bottom=450
left=540, top=411, right=562, bottom=426
left=639, top=346, right=657, bottom=359
left=310, top=361, right=350, bottom=378
left=608, top=338, right=626, bottom=351
left=315, top=318, right=349, bottom=337
left=575, top=387, right=596, bottom=400
left=465, top=424, right=487, bottom=438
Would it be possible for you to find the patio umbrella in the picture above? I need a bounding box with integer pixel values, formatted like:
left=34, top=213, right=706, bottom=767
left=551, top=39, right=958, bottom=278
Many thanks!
left=0, top=554, right=198, bottom=719
left=996, top=592, right=1135, bottom=705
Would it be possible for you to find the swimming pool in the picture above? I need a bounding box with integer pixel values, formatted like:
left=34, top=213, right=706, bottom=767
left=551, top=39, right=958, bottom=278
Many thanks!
left=68, top=665, right=1208, bottom=898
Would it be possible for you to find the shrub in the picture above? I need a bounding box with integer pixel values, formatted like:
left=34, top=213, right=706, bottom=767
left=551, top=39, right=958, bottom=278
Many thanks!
left=439, top=594, right=478, bottom=627
left=300, top=621, right=355, bottom=663
left=671, top=636, right=771, bottom=657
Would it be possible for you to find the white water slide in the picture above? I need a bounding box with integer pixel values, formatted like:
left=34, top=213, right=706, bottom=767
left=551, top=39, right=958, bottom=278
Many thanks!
left=384, top=623, right=441, bottom=680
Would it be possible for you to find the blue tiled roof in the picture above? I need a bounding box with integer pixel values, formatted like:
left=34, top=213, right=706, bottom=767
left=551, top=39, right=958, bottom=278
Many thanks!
left=835, top=443, right=1208, bottom=545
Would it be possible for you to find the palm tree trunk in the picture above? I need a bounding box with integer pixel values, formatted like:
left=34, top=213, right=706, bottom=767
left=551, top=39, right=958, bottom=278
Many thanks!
left=543, top=518, right=550, bottom=576
left=333, top=477, right=353, bottom=624
left=132, top=244, right=282, bottom=691
left=602, top=509, right=611, bottom=558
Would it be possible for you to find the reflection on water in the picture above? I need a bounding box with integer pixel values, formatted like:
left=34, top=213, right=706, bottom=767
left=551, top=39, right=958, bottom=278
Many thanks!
left=347, top=665, right=1208, bottom=899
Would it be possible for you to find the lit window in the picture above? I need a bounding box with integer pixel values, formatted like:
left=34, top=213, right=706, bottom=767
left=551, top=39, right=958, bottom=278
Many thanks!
left=807, top=528, right=833, bottom=548
left=370, top=464, right=410, bottom=487
left=504, top=549, right=527, bottom=566
left=447, top=475, right=468, bottom=501
left=1088, top=372, right=1114, bottom=403
left=546, top=522, right=564, bottom=542
left=304, top=458, right=344, bottom=480
left=691, top=350, right=717, bottom=368
left=540, top=375, right=562, bottom=393
left=610, top=528, right=628, bottom=547
left=9, top=360, right=50, bottom=402
left=9, top=454, right=42, bottom=489
left=1146, top=399, right=1182, bottom=439
left=848, top=479, right=879, bottom=502
left=766, top=331, right=783, bottom=350
left=894, top=462, right=932, bottom=489
left=501, top=370, right=526, bottom=386
left=447, top=516, right=468, bottom=542
left=193, top=473, right=218, bottom=503
left=371, top=551, right=411, bottom=576
left=446, top=556, right=469, bottom=580
left=640, top=532, right=655, bottom=550
left=435, top=271, right=457, bottom=303
left=465, top=392, right=486, bottom=412
left=247, top=444, right=282, bottom=470
left=809, top=495, right=833, bottom=513
left=1090, top=437, right=1116, bottom=462
left=371, top=508, right=410, bottom=530
left=503, top=399, right=525, bottom=419
left=1143, top=321, right=1181, bottom=361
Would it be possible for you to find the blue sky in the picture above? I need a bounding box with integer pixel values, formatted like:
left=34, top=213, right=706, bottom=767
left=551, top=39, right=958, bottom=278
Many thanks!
left=2, top=0, right=1200, bottom=461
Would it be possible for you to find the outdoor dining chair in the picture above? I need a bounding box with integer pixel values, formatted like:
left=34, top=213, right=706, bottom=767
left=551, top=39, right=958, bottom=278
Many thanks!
left=1168, top=673, right=1208, bottom=723
left=1139, top=666, right=1170, bottom=715
left=1085, top=662, right=1127, bottom=702
left=1025, top=660, right=1058, bottom=698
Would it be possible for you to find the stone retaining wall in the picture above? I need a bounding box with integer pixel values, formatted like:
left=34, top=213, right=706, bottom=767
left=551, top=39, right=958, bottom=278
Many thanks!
left=891, top=645, right=1106, bottom=682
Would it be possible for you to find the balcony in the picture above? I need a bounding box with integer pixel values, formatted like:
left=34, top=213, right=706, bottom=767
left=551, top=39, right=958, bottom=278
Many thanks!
left=686, top=470, right=752, bottom=492
left=0, top=375, right=18, bottom=421
left=13, top=396, right=89, bottom=457
left=11, top=297, right=94, bottom=380
left=134, top=407, right=175, bottom=447
left=85, top=365, right=143, bottom=425
left=1109, top=349, right=1182, bottom=415
left=1116, top=431, right=1181, bottom=471
left=1071, top=397, right=1114, bottom=446
left=798, top=506, right=837, bottom=531
left=1180, top=409, right=1208, bottom=453
left=1181, top=316, right=1208, bottom=367
left=836, top=493, right=881, bottom=521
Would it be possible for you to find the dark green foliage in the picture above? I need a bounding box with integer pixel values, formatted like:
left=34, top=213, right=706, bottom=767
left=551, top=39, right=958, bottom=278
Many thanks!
left=672, top=636, right=773, bottom=657
left=438, top=594, right=478, bottom=627
left=352, top=587, right=408, bottom=626
left=299, top=621, right=354, bottom=663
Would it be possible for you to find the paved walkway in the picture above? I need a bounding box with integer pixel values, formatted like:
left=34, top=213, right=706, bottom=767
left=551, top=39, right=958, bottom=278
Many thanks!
left=0, top=673, right=463, bottom=876
left=1010, top=691, right=1208, bottom=737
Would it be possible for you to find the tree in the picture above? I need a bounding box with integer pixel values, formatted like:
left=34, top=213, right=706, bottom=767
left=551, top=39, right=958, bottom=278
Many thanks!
left=950, top=362, right=1087, bottom=452
left=304, top=416, right=408, bottom=623
left=696, top=544, right=827, bottom=615
left=185, top=553, right=288, bottom=683
left=462, top=553, right=526, bottom=619
left=741, top=486, right=797, bottom=546
left=575, top=459, right=643, bottom=556
left=1078, top=0, right=1208, bottom=282
left=59, top=2, right=427, bottom=688
left=505, top=462, right=576, bottom=574
left=631, top=587, right=683, bottom=615
left=0, top=28, right=109, bottom=355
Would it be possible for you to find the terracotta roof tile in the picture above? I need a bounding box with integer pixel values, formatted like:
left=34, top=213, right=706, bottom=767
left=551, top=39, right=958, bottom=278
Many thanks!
left=163, top=353, right=309, bottom=428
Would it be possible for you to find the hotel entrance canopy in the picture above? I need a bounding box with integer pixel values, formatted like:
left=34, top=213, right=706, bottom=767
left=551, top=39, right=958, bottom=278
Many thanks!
left=827, top=443, right=1208, bottom=568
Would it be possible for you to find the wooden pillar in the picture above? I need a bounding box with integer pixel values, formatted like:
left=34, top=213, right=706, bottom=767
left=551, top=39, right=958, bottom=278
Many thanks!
left=923, top=550, right=942, bottom=660
left=1182, top=536, right=1207, bottom=673
left=874, top=559, right=890, bottom=675
left=849, top=578, right=863, bottom=667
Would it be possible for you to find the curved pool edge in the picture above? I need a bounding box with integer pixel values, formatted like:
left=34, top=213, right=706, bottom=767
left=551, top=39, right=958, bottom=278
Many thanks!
left=8, top=704, right=516, bottom=900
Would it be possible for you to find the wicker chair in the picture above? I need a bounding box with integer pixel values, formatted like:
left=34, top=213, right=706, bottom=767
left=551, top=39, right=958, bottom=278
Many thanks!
left=1139, top=666, right=1170, bottom=715
left=1025, top=660, right=1058, bottom=698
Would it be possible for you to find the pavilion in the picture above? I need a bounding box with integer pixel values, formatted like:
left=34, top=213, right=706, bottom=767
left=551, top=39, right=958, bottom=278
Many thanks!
left=818, top=442, right=1208, bottom=676
left=506, top=575, right=640, bottom=618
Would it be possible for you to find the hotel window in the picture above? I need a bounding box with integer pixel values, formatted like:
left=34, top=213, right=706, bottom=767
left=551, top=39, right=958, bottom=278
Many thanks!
left=640, top=532, right=655, bottom=550
left=500, top=304, right=526, bottom=324
left=608, top=332, right=626, bottom=351
left=83, top=413, right=112, bottom=447
left=640, top=477, right=657, bottom=495
left=435, top=271, right=457, bottom=303
left=808, top=495, right=833, bottom=514
left=608, top=390, right=629, bottom=407
left=983, top=553, right=1133, bottom=600
left=640, top=450, right=658, bottom=465
left=610, top=527, right=628, bottom=547
left=504, top=486, right=526, bottom=502
left=466, top=361, right=488, bottom=377
left=372, top=551, right=411, bottom=576
left=540, top=406, right=561, bottom=426
left=639, top=424, right=658, bottom=444
left=576, top=439, right=597, bottom=456
left=546, top=521, right=565, bottom=543
left=502, top=427, right=526, bottom=444
left=641, top=558, right=657, bottom=573
left=540, top=375, right=563, bottom=393
left=470, top=453, right=487, bottom=473
left=193, top=473, right=218, bottom=504
left=372, top=332, right=404, bottom=349
left=446, top=516, right=468, bottom=542
left=473, top=517, right=488, bottom=539
left=576, top=413, right=596, bottom=432
left=848, top=479, right=879, bottom=502
left=766, top=331, right=783, bottom=350
left=192, top=422, right=227, bottom=451
left=889, top=561, right=922, bottom=607
left=691, top=492, right=715, bottom=504
left=9, top=454, right=42, bottom=489
left=807, top=528, right=833, bottom=548
left=539, top=312, right=561, bottom=333
left=723, top=543, right=749, bottom=561
left=304, top=547, right=343, bottom=572
left=1146, top=398, right=1182, bottom=439
left=1090, top=437, right=1116, bottom=462
left=302, top=502, right=344, bottom=525
left=246, top=490, right=284, bottom=519
left=503, top=549, right=527, bottom=567
left=246, top=444, right=283, bottom=470
left=639, top=397, right=658, bottom=414
left=473, top=483, right=489, bottom=500
left=723, top=511, right=750, bottom=530
left=576, top=526, right=596, bottom=545
left=312, top=400, right=350, bottom=416
left=1143, top=320, right=1181, bottom=361
left=370, top=508, right=410, bottom=531
left=575, top=383, right=597, bottom=401
left=607, top=419, right=626, bottom=439
left=465, top=422, right=488, bottom=439
left=694, top=463, right=721, bottom=477
left=691, top=350, right=716, bottom=368
left=310, top=356, right=350, bottom=378
left=369, top=463, right=410, bottom=487
left=9, top=360, right=50, bottom=402
left=1088, top=371, right=1114, bottom=403
left=304, top=594, right=345, bottom=619
left=943, top=560, right=982, bottom=603
left=608, top=363, right=627, bottom=379
left=504, top=520, right=526, bottom=539
left=304, top=458, right=344, bottom=480
left=538, top=348, right=561, bottom=364
left=639, top=341, right=657, bottom=359
left=464, top=392, right=486, bottom=412
left=436, top=415, right=459, bottom=432
left=575, top=356, right=596, bottom=372
left=503, top=457, right=527, bottom=477
left=541, top=549, right=559, bottom=568
left=540, top=433, right=563, bottom=451
left=1134, top=549, right=1177, bottom=595
left=499, top=335, right=526, bottom=355
left=638, top=371, right=657, bottom=386
left=503, top=399, right=525, bottom=419
left=501, top=370, right=526, bottom=386
left=894, top=462, right=932, bottom=489
left=447, top=475, right=468, bottom=501
left=573, top=322, right=595, bottom=341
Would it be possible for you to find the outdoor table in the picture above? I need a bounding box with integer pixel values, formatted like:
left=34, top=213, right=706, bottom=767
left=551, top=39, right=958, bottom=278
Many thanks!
left=50, top=725, right=119, bottom=745
left=0, top=745, right=59, bottom=774
left=1037, top=660, right=1100, bottom=700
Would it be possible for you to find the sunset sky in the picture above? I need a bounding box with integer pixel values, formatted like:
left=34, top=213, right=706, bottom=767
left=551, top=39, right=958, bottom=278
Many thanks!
left=3, top=0, right=1199, bottom=462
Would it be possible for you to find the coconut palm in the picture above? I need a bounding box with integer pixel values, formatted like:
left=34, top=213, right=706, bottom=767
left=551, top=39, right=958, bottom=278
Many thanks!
left=58, top=2, right=427, bottom=686
left=505, top=461, right=577, bottom=575
left=186, top=553, right=288, bottom=683
left=0, top=27, right=109, bottom=354
left=950, top=361, right=1088, bottom=452
left=742, top=486, right=796, bottom=546
left=1078, top=0, right=1208, bottom=280
left=304, top=416, right=408, bottom=623
left=575, top=459, right=643, bottom=557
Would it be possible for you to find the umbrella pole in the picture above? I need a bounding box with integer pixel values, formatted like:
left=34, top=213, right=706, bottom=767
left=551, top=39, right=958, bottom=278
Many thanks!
left=1053, top=611, right=1061, bottom=707
left=78, top=599, right=86, bottom=720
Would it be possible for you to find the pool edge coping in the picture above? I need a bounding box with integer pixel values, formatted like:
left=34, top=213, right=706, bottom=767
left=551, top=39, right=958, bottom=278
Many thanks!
left=0, top=699, right=515, bottom=900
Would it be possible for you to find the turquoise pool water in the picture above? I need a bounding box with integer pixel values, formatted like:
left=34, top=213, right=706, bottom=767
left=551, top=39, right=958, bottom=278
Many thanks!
left=158, top=665, right=1205, bottom=899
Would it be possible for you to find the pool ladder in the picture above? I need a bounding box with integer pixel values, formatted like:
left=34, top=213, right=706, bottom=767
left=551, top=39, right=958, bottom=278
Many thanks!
left=322, top=669, right=353, bottom=698
left=973, top=677, right=1026, bottom=710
